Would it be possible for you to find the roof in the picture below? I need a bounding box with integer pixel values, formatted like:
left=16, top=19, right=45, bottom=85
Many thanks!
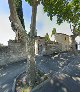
left=55, top=33, right=70, bottom=36
left=35, top=36, right=45, bottom=39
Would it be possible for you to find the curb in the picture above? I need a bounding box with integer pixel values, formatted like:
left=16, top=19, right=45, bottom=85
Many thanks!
left=12, top=70, right=48, bottom=92
left=12, top=71, right=26, bottom=92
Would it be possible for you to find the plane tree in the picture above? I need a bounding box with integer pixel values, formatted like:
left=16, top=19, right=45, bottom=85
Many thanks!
left=8, top=0, right=38, bottom=87
left=8, top=0, right=80, bottom=87
left=26, top=0, right=80, bottom=55
left=15, top=0, right=25, bottom=29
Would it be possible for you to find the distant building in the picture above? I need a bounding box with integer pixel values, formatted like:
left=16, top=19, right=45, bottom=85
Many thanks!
left=35, top=36, right=45, bottom=55
left=44, top=41, right=62, bottom=55
left=35, top=36, right=62, bottom=55
left=54, top=33, right=72, bottom=51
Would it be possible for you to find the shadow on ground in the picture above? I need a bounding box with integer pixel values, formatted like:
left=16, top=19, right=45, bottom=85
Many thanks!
left=35, top=52, right=80, bottom=92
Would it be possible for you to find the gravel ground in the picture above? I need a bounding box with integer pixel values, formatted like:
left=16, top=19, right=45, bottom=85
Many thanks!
left=35, top=52, right=80, bottom=92
left=0, top=52, right=80, bottom=92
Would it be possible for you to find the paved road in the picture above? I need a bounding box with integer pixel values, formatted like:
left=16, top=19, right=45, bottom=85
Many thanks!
left=0, top=60, right=27, bottom=92
left=33, top=79, right=70, bottom=92
left=0, top=52, right=80, bottom=92
left=35, top=52, right=80, bottom=92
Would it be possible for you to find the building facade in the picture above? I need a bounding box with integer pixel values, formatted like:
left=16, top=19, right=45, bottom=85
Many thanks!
left=35, top=36, right=45, bottom=55
left=35, top=36, right=62, bottom=55
left=54, top=33, right=71, bottom=51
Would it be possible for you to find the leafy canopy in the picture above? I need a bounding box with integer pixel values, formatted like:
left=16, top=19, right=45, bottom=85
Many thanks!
left=41, top=1, right=79, bottom=21
left=41, top=0, right=80, bottom=30
left=25, top=0, right=80, bottom=32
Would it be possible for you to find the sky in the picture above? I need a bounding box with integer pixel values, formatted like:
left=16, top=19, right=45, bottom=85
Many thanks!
left=0, top=0, right=80, bottom=45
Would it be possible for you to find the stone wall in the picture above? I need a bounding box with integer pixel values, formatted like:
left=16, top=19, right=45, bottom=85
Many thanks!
left=35, top=37, right=62, bottom=55
left=0, top=40, right=26, bottom=66
left=55, top=33, right=71, bottom=51
left=42, top=42, right=62, bottom=55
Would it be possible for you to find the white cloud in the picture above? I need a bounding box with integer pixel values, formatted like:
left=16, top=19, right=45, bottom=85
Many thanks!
left=37, top=4, right=73, bottom=39
left=0, top=14, right=15, bottom=45
left=0, top=0, right=15, bottom=45
left=0, top=0, right=79, bottom=46
left=24, top=20, right=31, bottom=33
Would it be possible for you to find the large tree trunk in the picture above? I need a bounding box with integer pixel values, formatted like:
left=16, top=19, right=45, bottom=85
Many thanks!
left=30, top=1, right=37, bottom=37
left=26, top=38, right=36, bottom=87
left=71, top=26, right=78, bottom=55
left=71, top=35, right=78, bottom=55
left=8, top=0, right=27, bottom=42
left=8, top=0, right=39, bottom=87
left=27, top=0, right=40, bottom=87
left=27, top=0, right=38, bottom=87
left=27, top=0, right=41, bottom=87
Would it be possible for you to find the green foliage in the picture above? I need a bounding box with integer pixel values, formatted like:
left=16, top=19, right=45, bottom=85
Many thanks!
left=25, top=0, right=80, bottom=29
left=41, top=0, right=80, bottom=34
left=51, top=28, right=56, bottom=37
left=41, top=0, right=67, bottom=22
left=25, top=0, right=32, bottom=6
left=68, top=0, right=80, bottom=24
left=42, top=0, right=80, bottom=27
left=69, top=0, right=80, bottom=34
left=45, top=33, right=50, bottom=42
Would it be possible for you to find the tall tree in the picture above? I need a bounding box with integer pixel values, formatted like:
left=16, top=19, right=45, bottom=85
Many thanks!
left=25, top=0, right=40, bottom=37
left=25, top=0, right=41, bottom=87
left=69, top=0, right=80, bottom=55
left=8, top=0, right=37, bottom=87
left=15, top=0, right=25, bottom=29
left=8, top=0, right=80, bottom=87
left=8, top=0, right=26, bottom=41
left=25, top=0, right=71, bottom=87
left=25, top=0, right=79, bottom=86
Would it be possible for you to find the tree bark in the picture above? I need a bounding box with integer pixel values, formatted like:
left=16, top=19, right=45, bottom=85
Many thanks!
left=15, top=0, right=25, bottom=29
left=27, top=0, right=39, bottom=87
left=30, top=1, right=37, bottom=37
left=71, top=35, right=78, bottom=55
left=8, top=0, right=27, bottom=42
left=71, top=26, right=78, bottom=55
left=27, top=0, right=41, bottom=87
left=26, top=38, right=36, bottom=87
left=8, top=0, right=39, bottom=87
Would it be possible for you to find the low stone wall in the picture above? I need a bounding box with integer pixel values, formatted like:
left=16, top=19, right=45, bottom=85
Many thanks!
left=0, top=40, right=26, bottom=66
left=42, top=43, right=62, bottom=55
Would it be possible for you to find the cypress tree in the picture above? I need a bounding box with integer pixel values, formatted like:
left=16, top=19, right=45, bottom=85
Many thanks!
left=15, top=0, right=25, bottom=29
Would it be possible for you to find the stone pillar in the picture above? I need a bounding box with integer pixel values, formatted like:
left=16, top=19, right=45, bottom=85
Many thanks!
left=35, top=40, right=38, bottom=55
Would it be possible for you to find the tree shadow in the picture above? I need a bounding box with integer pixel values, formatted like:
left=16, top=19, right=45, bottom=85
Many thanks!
left=35, top=51, right=80, bottom=92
